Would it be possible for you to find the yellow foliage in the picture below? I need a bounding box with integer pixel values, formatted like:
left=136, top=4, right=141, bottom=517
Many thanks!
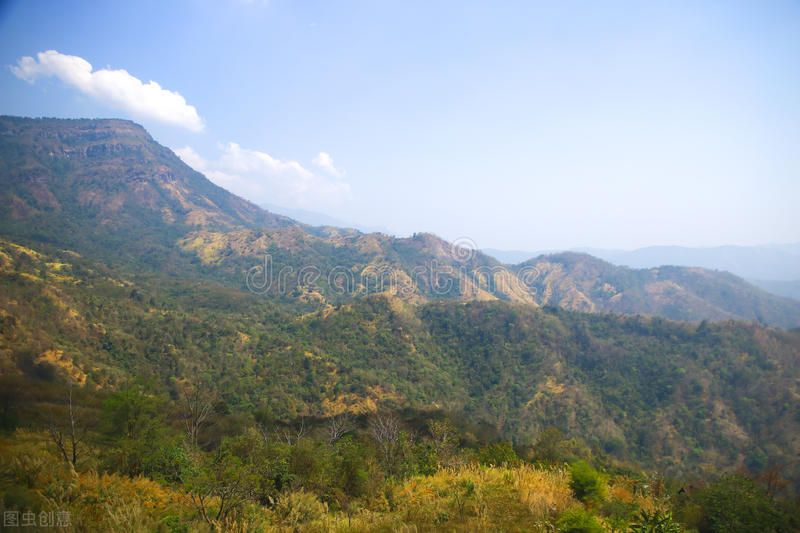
left=36, top=349, right=87, bottom=385
left=1, top=431, right=194, bottom=532
left=0, top=431, right=661, bottom=533
left=392, top=463, right=576, bottom=531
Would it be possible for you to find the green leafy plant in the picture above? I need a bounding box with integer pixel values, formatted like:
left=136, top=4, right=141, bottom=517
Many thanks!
left=629, top=509, right=683, bottom=533
left=556, top=507, right=604, bottom=533
left=569, top=460, right=608, bottom=503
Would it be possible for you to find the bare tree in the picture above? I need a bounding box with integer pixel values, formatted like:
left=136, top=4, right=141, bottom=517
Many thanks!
left=48, top=381, right=84, bottom=468
left=369, top=412, right=401, bottom=475
left=759, top=465, right=789, bottom=497
left=188, top=450, right=258, bottom=525
left=275, top=417, right=308, bottom=445
left=179, top=376, right=217, bottom=448
left=428, top=419, right=459, bottom=468
left=326, top=412, right=353, bottom=446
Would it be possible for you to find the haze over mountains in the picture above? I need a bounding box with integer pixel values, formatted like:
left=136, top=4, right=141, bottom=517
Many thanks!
left=261, top=202, right=393, bottom=235
left=2, top=116, right=800, bottom=328
left=484, top=244, right=800, bottom=278
left=261, top=202, right=800, bottom=302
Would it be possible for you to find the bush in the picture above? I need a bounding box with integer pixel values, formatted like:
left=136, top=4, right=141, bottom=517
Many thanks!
left=478, top=441, right=519, bottom=466
left=568, top=460, right=607, bottom=503
left=629, top=509, right=683, bottom=532
left=556, top=507, right=604, bottom=533
left=272, top=489, right=327, bottom=527
left=690, top=474, right=783, bottom=533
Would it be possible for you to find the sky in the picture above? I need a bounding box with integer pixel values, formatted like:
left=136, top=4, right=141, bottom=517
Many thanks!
left=1, top=0, right=799, bottom=251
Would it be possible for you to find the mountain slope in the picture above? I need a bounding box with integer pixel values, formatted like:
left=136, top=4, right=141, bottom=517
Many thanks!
left=579, top=243, right=800, bottom=282
left=2, top=236, right=799, bottom=483
left=486, top=243, right=800, bottom=282
left=748, top=278, right=800, bottom=302
left=0, top=116, right=296, bottom=268
left=2, top=116, right=800, bottom=327
left=516, top=252, right=800, bottom=329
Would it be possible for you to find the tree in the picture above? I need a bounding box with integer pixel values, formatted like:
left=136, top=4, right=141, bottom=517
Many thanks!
left=326, top=412, right=353, bottom=446
left=530, top=427, right=566, bottom=463
left=568, top=460, right=607, bottom=505
left=186, top=434, right=260, bottom=524
left=178, top=377, right=216, bottom=448
left=46, top=381, right=85, bottom=468
left=450, top=478, right=475, bottom=521
left=691, top=474, right=782, bottom=533
left=428, top=419, right=459, bottom=468
left=276, top=417, right=309, bottom=446
left=478, top=441, right=518, bottom=466
left=101, top=387, right=163, bottom=443
left=99, top=385, right=168, bottom=476
left=556, top=507, right=604, bottom=533
left=369, top=412, right=401, bottom=476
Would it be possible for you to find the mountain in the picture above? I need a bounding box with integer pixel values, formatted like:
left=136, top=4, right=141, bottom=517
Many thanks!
left=2, top=116, right=800, bottom=328
left=578, top=243, right=800, bottom=282
left=3, top=116, right=800, bottom=506
left=0, top=116, right=296, bottom=270
left=485, top=244, right=800, bottom=302
left=515, top=252, right=800, bottom=329
left=483, top=248, right=556, bottom=264
left=748, top=278, right=800, bottom=302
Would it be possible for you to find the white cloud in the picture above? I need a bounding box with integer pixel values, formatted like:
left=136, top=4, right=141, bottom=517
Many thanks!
left=174, top=143, right=351, bottom=210
left=173, top=146, right=208, bottom=171
left=11, top=50, right=204, bottom=132
left=312, top=152, right=345, bottom=177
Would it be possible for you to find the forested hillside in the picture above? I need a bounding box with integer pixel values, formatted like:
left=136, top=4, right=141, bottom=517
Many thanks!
left=2, top=237, right=799, bottom=482
left=2, top=236, right=799, bottom=530
left=2, top=117, right=800, bottom=531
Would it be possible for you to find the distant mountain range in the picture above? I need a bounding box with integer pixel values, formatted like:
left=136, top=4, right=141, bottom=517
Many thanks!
left=2, top=116, right=800, bottom=327
left=484, top=244, right=800, bottom=279
left=484, top=244, right=800, bottom=301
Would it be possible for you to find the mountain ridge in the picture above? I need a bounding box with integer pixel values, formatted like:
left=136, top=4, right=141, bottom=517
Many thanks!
left=484, top=242, right=800, bottom=284
left=2, top=116, right=800, bottom=327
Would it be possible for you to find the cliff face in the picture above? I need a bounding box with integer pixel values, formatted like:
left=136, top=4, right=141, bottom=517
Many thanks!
left=0, top=116, right=298, bottom=270
left=0, top=116, right=296, bottom=232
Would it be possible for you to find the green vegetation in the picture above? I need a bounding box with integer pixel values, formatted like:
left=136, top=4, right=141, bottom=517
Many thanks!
left=569, top=460, right=608, bottom=504
left=557, top=507, right=605, bottom=533
left=2, top=117, right=800, bottom=530
left=2, top=236, right=800, bottom=485
left=629, top=509, right=683, bottom=533
left=1, top=236, right=800, bottom=530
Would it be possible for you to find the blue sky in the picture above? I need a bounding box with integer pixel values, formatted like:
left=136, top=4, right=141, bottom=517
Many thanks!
left=1, top=0, right=798, bottom=251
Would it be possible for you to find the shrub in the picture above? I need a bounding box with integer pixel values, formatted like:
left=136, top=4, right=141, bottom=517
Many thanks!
left=272, top=489, right=327, bottom=527
left=629, top=509, right=683, bottom=533
left=556, top=507, right=604, bottom=533
left=690, top=474, right=783, bottom=533
left=568, top=460, right=607, bottom=503
left=478, top=441, right=519, bottom=466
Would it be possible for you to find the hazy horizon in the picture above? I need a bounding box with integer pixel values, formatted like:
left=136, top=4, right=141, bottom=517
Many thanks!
left=263, top=201, right=800, bottom=252
left=2, top=1, right=798, bottom=251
